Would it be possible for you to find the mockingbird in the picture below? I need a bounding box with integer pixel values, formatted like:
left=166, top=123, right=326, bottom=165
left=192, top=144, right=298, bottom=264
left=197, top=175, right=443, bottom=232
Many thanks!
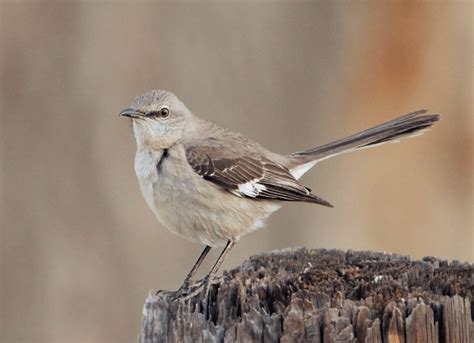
left=120, top=90, right=439, bottom=297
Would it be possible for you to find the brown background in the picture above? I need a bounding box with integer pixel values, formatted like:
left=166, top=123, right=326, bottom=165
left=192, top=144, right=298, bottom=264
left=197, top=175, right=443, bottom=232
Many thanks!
left=1, top=1, right=472, bottom=342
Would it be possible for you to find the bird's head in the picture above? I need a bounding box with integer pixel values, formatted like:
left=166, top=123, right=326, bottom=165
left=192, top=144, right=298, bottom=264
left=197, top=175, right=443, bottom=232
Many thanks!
left=120, top=90, right=193, bottom=149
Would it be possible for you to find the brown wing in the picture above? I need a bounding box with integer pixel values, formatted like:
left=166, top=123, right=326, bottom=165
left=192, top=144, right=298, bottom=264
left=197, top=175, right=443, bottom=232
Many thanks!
left=185, top=145, right=332, bottom=207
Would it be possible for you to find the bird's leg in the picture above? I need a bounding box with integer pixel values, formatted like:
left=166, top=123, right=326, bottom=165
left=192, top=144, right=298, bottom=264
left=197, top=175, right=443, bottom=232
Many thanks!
left=178, top=245, right=211, bottom=293
left=176, top=240, right=235, bottom=302
left=157, top=245, right=211, bottom=297
left=201, top=240, right=235, bottom=291
left=207, top=240, right=234, bottom=281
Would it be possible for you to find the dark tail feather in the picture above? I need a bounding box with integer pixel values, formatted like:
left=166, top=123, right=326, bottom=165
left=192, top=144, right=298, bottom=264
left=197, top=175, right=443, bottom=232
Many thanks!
left=291, top=110, right=440, bottom=162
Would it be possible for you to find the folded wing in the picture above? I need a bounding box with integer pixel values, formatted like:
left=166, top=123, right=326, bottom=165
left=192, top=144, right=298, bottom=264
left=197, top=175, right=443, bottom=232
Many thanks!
left=185, top=146, right=332, bottom=207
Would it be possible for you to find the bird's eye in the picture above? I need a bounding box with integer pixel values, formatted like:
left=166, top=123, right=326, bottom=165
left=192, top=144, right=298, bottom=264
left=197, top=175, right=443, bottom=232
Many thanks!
left=159, top=107, right=170, bottom=119
left=146, top=107, right=170, bottom=119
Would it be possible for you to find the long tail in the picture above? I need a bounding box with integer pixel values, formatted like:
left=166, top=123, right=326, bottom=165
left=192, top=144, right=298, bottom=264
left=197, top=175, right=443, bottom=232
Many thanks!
left=289, top=110, right=440, bottom=179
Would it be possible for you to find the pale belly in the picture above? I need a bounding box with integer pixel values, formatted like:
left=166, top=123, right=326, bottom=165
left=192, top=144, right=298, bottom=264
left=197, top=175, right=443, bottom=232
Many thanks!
left=135, top=148, right=280, bottom=247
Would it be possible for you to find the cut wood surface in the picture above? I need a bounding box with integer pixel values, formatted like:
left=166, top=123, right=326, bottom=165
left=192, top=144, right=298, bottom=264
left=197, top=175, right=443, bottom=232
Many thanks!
left=140, top=248, right=473, bottom=342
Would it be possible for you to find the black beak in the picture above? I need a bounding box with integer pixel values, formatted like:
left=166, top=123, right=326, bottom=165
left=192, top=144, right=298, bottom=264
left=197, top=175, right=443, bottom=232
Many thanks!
left=119, top=108, right=143, bottom=119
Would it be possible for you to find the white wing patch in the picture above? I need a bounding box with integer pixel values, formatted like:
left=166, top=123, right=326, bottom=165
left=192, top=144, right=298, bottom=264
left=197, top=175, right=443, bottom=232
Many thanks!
left=237, top=180, right=267, bottom=197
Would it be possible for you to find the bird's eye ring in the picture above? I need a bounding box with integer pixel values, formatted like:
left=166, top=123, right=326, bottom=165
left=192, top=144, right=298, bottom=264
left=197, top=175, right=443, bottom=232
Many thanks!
left=159, top=107, right=170, bottom=119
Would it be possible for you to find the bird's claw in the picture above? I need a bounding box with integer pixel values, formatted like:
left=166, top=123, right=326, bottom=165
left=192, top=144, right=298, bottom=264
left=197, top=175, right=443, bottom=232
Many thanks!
left=155, top=278, right=210, bottom=301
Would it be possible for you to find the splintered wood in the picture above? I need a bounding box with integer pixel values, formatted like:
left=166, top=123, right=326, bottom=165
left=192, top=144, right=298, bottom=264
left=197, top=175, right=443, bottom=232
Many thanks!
left=140, top=248, right=473, bottom=342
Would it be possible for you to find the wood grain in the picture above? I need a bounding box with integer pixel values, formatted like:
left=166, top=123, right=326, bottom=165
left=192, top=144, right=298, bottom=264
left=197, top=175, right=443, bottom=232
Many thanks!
left=140, top=248, right=473, bottom=342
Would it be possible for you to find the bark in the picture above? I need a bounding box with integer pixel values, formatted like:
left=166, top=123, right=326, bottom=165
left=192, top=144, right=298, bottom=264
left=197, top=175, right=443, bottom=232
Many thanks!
left=140, top=248, right=473, bottom=342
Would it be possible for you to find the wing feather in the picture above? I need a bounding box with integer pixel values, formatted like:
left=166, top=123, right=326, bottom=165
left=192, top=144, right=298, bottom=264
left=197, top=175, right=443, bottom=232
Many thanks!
left=185, top=146, right=332, bottom=207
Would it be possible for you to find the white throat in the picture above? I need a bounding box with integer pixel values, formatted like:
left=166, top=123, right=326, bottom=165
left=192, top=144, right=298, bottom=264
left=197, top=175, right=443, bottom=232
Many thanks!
left=132, top=121, right=174, bottom=150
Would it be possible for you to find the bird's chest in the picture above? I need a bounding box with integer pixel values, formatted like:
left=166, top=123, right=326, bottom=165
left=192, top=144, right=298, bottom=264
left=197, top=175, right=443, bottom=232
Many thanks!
left=134, top=147, right=195, bottom=221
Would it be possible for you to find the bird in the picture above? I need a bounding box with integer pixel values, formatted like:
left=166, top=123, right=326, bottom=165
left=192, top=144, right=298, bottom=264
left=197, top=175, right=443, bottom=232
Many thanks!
left=120, top=89, right=440, bottom=298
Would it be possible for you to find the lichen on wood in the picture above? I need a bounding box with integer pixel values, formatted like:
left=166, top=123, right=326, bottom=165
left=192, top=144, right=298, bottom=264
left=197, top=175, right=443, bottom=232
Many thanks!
left=140, top=248, right=473, bottom=342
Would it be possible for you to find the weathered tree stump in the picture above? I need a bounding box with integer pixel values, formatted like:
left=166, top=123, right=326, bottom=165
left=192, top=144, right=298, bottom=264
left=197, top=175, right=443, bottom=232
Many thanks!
left=140, top=248, right=473, bottom=342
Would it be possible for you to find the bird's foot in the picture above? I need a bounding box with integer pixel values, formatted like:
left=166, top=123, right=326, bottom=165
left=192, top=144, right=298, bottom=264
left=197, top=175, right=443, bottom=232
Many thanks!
left=155, top=283, right=188, bottom=299
left=155, top=278, right=209, bottom=301
left=177, top=277, right=210, bottom=301
left=155, top=289, right=178, bottom=300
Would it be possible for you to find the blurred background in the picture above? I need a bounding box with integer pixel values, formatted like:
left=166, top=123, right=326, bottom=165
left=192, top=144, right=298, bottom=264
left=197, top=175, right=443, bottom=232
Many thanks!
left=1, top=1, right=472, bottom=342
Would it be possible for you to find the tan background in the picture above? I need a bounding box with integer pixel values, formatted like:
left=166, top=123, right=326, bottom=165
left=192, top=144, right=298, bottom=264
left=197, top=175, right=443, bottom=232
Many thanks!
left=1, top=1, right=472, bottom=342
